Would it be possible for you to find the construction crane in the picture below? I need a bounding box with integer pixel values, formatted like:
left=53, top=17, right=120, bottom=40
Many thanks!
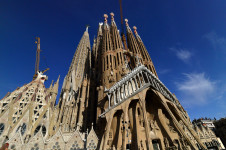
left=33, top=37, right=49, bottom=80
left=119, top=0, right=128, bottom=50
left=119, top=0, right=137, bottom=68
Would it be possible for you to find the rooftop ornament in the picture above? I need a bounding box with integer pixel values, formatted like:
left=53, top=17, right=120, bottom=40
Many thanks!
left=103, top=14, right=108, bottom=23
left=133, top=26, right=137, bottom=34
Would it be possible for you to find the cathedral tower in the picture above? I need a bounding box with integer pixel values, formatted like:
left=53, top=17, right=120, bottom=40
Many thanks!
left=0, top=11, right=224, bottom=150
left=94, top=13, right=208, bottom=150
left=56, top=27, right=92, bottom=132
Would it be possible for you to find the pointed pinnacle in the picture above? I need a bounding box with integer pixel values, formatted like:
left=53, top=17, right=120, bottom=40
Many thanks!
left=125, top=18, right=128, bottom=26
left=49, top=80, right=54, bottom=89
left=86, top=25, right=90, bottom=32
left=56, top=75, right=60, bottom=83
left=133, top=26, right=137, bottom=34
left=104, top=14, right=108, bottom=23
left=110, top=12, right=114, bottom=20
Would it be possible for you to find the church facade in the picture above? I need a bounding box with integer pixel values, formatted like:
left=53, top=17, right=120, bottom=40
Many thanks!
left=0, top=13, right=224, bottom=150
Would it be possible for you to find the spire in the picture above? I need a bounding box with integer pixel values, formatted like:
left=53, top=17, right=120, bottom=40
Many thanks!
left=103, top=14, right=109, bottom=29
left=110, top=12, right=116, bottom=26
left=110, top=12, right=123, bottom=50
left=97, top=22, right=103, bottom=36
left=52, top=75, right=60, bottom=94
left=49, top=80, right=54, bottom=89
left=133, top=25, right=149, bottom=61
left=69, top=27, right=90, bottom=73
left=125, top=19, right=132, bottom=33
left=125, top=19, right=142, bottom=62
left=133, top=26, right=158, bottom=77
left=86, top=25, right=90, bottom=32
left=102, top=14, right=113, bottom=52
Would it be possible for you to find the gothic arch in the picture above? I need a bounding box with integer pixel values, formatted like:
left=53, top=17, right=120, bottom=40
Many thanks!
left=128, top=99, right=139, bottom=150
left=109, top=110, right=123, bottom=149
left=145, top=89, right=178, bottom=148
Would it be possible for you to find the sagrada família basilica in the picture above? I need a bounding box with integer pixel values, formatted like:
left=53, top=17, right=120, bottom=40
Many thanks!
left=0, top=12, right=224, bottom=150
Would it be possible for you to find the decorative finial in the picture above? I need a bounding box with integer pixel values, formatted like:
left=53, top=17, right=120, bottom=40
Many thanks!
left=125, top=18, right=128, bottom=26
left=104, top=14, right=108, bottom=23
left=133, top=26, right=137, bottom=34
left=93, top=36, right=96, bottom=43
left=86, top=24, right=90, bottom=32
left=91, top=122, right=94, bottom=129
left=110, top=12, right=114, bottom=20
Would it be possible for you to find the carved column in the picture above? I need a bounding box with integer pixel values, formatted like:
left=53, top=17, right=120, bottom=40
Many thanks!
left=122, top=106, right=128, bottom=150
left=156, top=91, right=204, bottom=150
left=101, top=112, right=114, bottom=150
left=139, top=97, right=153, bottom=150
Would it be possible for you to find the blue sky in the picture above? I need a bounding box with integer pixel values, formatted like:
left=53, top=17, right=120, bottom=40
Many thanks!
left=0, top=0, right=226, bottom=120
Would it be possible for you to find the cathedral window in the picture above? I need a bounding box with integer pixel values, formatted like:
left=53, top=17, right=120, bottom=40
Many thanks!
left=21, top=123, right=27, bottom=135
left=10, top=144, right=16, bottom=150
left=152, top=140, right=161, bottom=150
left=31, top=143, right=39, bottom=150
left=114, top=56, right=116, bottom=68
left=70, top=141, right=80, bottom=150
left=87, top=139, right=97, bottom=150
left=43, top=113, right=47, bottom=118
left=34, top=125, right=41, bottom=135
left=120, top=52, right=123, bottom=63
left=110, top=55, right=112, bottom=68
left=117, top=53, right=119, bottom=65
left=0, top=123, right=5, bottom=135
left=42, top=125, right=47, bottom=136
left=52, top=142, right=61, bottom=150
left=34, top=125, right=47, bottom=136
left=109, top=131, right=112, bottom=139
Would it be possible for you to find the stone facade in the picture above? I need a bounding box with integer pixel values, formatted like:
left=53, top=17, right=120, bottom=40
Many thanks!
left=0, top=13, right=224, bottom=150
left=214, top=118, right=226, bottom=148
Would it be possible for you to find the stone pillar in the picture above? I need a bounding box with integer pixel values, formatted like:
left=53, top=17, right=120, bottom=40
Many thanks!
left=139, top=98, right=153, bottom=150
left=77, top=85, right=87, bottom=129
left=122, top=106, right=128, bottom=150
left=101, top=111, right=114, bottom=150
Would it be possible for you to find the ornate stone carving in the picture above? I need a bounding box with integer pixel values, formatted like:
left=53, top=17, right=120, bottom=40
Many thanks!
left=108, top=69, right=116, bottom=83
left=164, top=137, right=170, bottom=148
left=163, top=114, right=176, bottom=133
left=149, top=119, right=159, bottom=131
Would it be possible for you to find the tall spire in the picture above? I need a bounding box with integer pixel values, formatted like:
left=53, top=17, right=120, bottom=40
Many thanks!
left=110, top=12, right=116, bottom=26
left=57, top=27, right=91, bottom=132
left=125, top=19, right=140, bottom=54
left=102, top=14, right=113, bottom=52
left=86, top=25, right=90, bottom=32
left=103, top=14, right=109, bottom=29
left=133, top=26, right=158, bottom=77
left=125, top=19, right=143, bottom=65
left=67, top=27, right=91, bottom=91
left=110, top=12, right=123, bottom=50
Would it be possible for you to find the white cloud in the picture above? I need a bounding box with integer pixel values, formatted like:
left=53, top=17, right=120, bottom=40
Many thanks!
left=158, top=69, right=171, bottom=75
left=204, top=31, right=226, bottom=52
left=170, top=48, right=192, bottom=63
left=175, top=73, right=215, bottom=106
